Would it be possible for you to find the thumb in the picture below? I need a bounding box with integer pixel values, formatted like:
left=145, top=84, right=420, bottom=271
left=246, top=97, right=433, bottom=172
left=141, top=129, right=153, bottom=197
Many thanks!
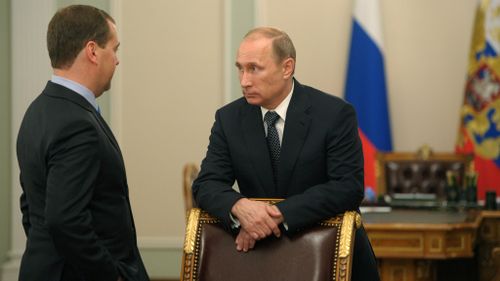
left=267, top=205, right=282, bottom=217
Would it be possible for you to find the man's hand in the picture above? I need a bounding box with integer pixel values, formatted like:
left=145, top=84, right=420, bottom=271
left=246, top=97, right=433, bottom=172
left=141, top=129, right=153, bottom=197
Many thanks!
left=266, top=204, right=284, bottom=225
left=117, top=276, right=124, bottom=281
left=231, top=198, right=281, bottom=240
left=235, top=228, right=256, bottom=252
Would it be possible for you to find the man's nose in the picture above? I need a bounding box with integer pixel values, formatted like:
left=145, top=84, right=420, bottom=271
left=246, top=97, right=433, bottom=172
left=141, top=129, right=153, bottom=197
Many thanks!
left=240, top=72, right=251, bottom=87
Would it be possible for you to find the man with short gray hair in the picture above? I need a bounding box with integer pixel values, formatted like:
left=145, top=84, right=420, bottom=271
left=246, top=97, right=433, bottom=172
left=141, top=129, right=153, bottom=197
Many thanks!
left=194, top=26, right=380, bottom=281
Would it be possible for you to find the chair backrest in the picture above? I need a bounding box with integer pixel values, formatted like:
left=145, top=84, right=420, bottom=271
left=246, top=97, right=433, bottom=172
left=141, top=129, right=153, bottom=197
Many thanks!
left=376, top=145, right=470, bottom=200
left=180, top=200, right=361, bottom=281
left=183, top=163, right=199, bottom=213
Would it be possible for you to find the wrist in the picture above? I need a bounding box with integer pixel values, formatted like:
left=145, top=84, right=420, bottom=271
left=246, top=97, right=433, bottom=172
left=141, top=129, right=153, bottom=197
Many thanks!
left=231, top=198, right=248, bottom=216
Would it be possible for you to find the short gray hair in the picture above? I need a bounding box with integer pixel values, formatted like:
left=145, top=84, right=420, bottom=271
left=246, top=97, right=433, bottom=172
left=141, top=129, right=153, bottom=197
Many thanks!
left=244, top=27, right=296, bottom=64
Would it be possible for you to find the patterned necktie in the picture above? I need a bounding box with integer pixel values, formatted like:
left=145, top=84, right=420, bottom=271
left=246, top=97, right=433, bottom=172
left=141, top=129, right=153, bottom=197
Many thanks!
left=264, top=111, right=281, bottom=185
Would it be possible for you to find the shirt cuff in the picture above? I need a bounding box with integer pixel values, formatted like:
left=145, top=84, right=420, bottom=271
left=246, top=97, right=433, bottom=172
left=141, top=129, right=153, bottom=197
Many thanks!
left=229, top=212, right=288, bottom=231
left=229, top=212, right=240, bottom=229
left=282, top=221, right=289, bottom=231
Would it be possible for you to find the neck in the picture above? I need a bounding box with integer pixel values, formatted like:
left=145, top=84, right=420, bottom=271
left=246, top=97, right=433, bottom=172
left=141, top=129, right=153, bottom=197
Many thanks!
left=267, top=79, right=293, bottom=110
left=53, top=68, right=100, bottom=97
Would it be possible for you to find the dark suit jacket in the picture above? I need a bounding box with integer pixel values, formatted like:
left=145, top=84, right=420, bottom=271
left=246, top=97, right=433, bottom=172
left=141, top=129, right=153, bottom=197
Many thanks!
left=193, top=79, right=380, bottom=281
left=16, top=81, right=149, bottom=281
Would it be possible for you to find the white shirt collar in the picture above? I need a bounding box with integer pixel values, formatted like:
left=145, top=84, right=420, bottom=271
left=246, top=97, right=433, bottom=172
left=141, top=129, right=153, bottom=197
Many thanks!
left=261, top=80, right=294, bottom=122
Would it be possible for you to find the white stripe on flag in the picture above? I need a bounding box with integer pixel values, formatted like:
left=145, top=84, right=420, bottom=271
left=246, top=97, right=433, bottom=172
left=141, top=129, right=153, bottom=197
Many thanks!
left=353, top=0, right=384, bottom=51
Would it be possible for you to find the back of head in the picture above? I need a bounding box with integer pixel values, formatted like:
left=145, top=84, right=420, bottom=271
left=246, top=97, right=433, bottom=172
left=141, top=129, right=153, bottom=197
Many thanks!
left=47, top=5, right=115, bottom=69
left=244, top=27, right=296, bottom=64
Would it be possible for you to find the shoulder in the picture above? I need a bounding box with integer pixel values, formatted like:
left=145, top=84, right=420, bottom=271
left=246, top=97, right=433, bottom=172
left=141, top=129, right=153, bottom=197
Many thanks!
left=218, top=97, right=248, bottom=113
left=215, top=96, right=256, bottom=120
left=21, top=86, right=98, bottom=135
left=294, top=81, right=355, bottom=116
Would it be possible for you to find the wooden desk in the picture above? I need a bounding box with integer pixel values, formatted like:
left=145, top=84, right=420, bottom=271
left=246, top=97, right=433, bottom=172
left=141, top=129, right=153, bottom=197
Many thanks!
left=477, top=211, right=500, bottom=281
left=363, top=210, right=500, bottom=281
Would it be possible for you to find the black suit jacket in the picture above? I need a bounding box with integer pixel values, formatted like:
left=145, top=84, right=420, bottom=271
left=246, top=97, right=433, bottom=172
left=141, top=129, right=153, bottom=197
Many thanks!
left=17, top=81, right=149, bottom=281
left=193, top=79, right=380, bottom=281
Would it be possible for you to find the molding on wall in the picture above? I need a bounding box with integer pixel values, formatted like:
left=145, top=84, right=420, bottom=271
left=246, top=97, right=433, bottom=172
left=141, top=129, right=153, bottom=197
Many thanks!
left=139, top=236, right=184, bottom=279
left=254, top=0, right=267, bottom=26
left=109, top=0, right=123, bottom=141
left=0, top=244, right=186, bottom=281
left=2, top=1, right=55, bottom=280
left=0, top=0, right=12, bottom=274
left=140, top=247, right=182, bottom=279
left=223, top=0, right=232, bottom=104
left=2, top=249, right=23, bottom=281
left=138, top=236, right=184, bottom=250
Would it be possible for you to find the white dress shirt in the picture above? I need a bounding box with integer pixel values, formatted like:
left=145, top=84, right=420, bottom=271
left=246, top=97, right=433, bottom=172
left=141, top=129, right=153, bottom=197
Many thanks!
left=260, top=81, right=295, bottom=144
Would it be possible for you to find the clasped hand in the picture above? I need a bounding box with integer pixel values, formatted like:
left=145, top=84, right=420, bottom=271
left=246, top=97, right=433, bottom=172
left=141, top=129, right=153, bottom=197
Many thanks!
left=231, top=198, right=283, bottom=252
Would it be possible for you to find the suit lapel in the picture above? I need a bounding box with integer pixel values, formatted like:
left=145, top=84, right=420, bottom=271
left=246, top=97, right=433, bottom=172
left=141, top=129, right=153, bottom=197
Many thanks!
left=277, top=81, right=311, bottom=196
left=241, top=104, right=277, bottom=196
left=44, top=81, right=125, bottom=167
left=94, top=112, right=122, bottom=156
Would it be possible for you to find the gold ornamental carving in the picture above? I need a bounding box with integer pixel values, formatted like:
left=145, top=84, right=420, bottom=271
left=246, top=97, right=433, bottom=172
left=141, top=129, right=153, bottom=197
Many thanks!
left=183, top=208, right=201, bottom=254
left=339, top=211, right=360, bottom=258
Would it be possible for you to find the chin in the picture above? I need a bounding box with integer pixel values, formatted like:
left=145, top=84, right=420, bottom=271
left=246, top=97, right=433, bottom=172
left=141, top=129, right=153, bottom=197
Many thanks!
left=244, top=96, right=263, bottom=106
left=103, top=82, right=112, bottom=92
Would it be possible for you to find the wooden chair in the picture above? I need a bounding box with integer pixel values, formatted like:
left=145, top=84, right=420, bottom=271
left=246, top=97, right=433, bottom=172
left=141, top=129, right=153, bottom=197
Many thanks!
left=491, top=247, right=500, bottom=281
left=183, top=163, right=199, bottom=213
left=376, top=145, right=470, bottom=201
left=180, top=199, right=361, bottom=281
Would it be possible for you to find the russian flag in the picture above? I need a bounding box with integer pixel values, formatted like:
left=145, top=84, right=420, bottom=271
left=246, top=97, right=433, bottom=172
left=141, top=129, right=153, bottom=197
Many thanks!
left=344, top=0, right=392, bottom=196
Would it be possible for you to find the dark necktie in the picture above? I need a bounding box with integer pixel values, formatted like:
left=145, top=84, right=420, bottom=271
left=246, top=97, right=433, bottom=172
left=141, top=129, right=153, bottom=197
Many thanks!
left=264, top=111, right=281, bottom=185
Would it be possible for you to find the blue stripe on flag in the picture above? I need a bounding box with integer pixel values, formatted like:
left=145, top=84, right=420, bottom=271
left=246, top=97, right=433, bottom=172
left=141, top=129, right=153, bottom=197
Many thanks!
left=345, top=19, right=392, bottom=151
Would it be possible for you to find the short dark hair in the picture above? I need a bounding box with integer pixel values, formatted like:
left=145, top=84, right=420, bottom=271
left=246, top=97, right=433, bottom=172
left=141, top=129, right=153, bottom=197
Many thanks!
left=244, top=27, right=296, bottom=64
left=47, top=5, right=115, bottom=69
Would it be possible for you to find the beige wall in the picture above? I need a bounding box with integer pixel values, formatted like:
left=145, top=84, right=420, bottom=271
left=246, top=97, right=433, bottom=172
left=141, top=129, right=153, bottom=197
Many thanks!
left=117, top=0, right=476, bottom=237
left=111, top=0, right=477, bottom=275
left=262, top=0, right=476, bottom=151
left=118, top=1, right=224, bottom=239
left=0, top=1, right=480, bottom=279
left=384, top=0, right=475, bottom=151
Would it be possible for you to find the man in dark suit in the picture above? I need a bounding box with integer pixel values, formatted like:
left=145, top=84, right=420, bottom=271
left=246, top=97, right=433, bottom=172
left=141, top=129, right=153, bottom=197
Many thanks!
left=193, top=27, right=380, bottom=280
left=16, top=5, right=149, bottom=281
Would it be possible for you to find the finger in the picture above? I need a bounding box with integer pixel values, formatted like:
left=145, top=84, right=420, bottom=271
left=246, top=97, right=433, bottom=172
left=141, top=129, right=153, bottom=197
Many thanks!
left=260, top=224, right=272, bottom=237
left=272, top=224, right=281, bottom=238
left=262, top=216, right=281, bottom=238
left=254, top=226, right=267, bottom=239
left=242, top=236, right=249, bottom=252
left=248, top=238, right=256, bottom=249
left=267, top=205, right=282, bottom=217
left=250, top=231, right=260, bottom=240
left=235, top=236, right=243, bottom=251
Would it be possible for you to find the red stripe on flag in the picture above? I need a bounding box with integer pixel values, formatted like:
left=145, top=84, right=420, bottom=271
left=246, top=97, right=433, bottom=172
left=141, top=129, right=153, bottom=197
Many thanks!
left=474, top=156, right=500, bottom=200
left=359, top=130, right=377, bottom=192
left=455, top=127, right=474, bottom=155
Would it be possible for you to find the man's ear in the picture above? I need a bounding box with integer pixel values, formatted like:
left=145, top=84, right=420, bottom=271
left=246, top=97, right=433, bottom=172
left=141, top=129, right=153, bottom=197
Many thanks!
left=85, top=41, right=98, bottom=64
left=282, top=58, right=295, bottom=79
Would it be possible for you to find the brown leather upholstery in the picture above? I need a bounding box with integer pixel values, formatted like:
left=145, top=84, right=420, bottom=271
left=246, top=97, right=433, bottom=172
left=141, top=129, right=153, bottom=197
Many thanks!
left=183, top=163, right=199, bottom=213
left=376, top=147, right=470, bottom=200
left=181, top=201, right=360, bottom=281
